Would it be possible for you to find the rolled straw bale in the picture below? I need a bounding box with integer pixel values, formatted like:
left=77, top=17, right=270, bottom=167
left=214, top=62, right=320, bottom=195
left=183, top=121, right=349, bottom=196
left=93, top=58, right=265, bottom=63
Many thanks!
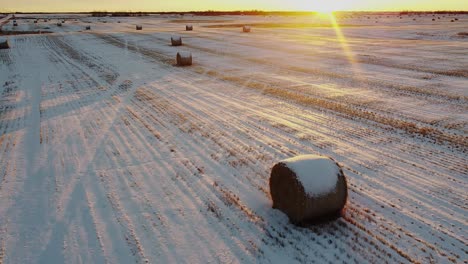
left=0, top=40, right=10, bottom=49
left=176, top=51, right=192, bottom=66
left=171, top=36, right=182, bottom=46
left=270, top=155, right=348, bottom=226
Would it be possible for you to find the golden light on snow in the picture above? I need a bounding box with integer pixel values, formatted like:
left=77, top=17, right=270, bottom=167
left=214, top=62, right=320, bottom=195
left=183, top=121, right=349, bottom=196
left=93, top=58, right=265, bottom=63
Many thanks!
left=327, top=13, right=358, bottom=70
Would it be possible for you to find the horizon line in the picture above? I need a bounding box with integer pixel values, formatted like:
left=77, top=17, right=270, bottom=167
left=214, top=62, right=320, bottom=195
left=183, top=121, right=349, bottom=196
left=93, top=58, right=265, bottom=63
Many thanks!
left=3, top=9, right=468, bottom=14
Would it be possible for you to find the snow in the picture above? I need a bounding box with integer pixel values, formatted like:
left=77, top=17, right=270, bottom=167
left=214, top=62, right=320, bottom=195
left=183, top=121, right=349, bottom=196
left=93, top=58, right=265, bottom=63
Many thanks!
left=0, top=12, right=467, bottom=264
left=281, top=155, right=339, bottom=197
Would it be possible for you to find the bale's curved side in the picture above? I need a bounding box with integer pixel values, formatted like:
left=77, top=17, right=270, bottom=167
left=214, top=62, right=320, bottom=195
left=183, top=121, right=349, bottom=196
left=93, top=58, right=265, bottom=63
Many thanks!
left=176, top=52, right=192, bottom=66
left=302, top=169, right=347, bottom=224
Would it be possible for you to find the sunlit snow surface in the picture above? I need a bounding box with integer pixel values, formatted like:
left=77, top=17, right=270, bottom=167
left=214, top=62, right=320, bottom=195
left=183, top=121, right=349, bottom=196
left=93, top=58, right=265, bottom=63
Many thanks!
left=0, top=12, right=467, bottom=264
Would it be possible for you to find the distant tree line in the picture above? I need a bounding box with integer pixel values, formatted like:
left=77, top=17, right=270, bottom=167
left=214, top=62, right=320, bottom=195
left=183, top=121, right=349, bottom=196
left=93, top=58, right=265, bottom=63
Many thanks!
left=399, top=11, right=468, bottom=15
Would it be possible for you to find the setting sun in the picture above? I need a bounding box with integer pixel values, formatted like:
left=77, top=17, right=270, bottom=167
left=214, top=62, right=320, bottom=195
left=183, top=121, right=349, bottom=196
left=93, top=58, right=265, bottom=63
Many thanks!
left=309, top=2, right=343, bottom=13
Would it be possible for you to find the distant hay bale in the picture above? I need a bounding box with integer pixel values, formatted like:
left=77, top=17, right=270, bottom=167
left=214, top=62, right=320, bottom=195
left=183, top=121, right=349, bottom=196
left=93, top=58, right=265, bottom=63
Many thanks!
left=176, top=51, right=192, bottom=66
left=34, top=20, right=38, bottom=23
left=57, top=23, right=62, bottom=27
left=242, top=26, right=251, bottom=32
left=171, top=36, right=182, bottom=46
left=0, top=40, right=10, bottom=49
left=432, top=18, right=435, bottom=21
left=85, top=26, right=91, bottom=30
left=136, top=25, right=142, bottom=30
left=44, top=19, right=47, bottom=22
left=186, top=24, right=193, bottom=31
left=62, top=20, right=65, bottom=23
left=454, top=18, right=458, bottom=21
left=270, top=155, right=348, bottom=226
left=117, top=21, right=121, bottom=23
left=451, top=20, right=454, bottom=22
left=13, top=22, right=18, bottom=27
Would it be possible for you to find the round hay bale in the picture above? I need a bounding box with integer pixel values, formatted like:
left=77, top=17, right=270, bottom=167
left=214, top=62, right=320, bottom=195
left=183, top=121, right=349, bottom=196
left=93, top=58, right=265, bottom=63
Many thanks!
left=171, top=36, right=182, bottom=46
left=34, top=20, right=38, bottom=24
left=0, top=40, right=10, bottom=50
left=242, top=26, right=251, bottom=33
left=270, top=155, right=347, bottom=226
left=13, top=22, right=18, bottom=27
left=85, top=26, right=91, bottom=30
left=57, top=23, right=62, bottom=27
left=186, top=24, right=193, bottom=31
left=451, top=20, right=454, bottom=22
left=136, top=25, right=142, bottom=30
left=176, top=52, right=192, bottom=66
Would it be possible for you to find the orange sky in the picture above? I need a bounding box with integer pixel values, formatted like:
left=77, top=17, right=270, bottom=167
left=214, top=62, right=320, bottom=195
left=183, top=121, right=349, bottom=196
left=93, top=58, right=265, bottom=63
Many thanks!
left=1, top=0, right=466, bottom=12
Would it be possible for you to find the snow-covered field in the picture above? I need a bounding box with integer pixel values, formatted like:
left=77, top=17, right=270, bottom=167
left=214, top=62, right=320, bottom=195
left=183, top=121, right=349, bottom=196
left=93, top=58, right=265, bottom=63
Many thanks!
left=0, top=13, right=467, bottom=263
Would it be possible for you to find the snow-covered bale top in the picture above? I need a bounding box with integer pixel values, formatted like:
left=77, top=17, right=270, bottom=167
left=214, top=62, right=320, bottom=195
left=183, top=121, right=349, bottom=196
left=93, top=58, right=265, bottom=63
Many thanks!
left=270, top=155, right=347, bottom=226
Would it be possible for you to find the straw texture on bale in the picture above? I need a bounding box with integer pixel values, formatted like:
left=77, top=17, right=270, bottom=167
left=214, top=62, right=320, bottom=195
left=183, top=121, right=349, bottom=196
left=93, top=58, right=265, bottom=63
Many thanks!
left=176, top=52, right=192, bottom=66
left=0, top=40, right=10, bottom=49
left=270, top=156, right=348, bottom=226
left=242, top=26, right=251, bottom=32
left=136, top=25, right=142, bottom=30
left=186, top=24, right=193, bottom=31
left=171, top=36, right=182, bottom=46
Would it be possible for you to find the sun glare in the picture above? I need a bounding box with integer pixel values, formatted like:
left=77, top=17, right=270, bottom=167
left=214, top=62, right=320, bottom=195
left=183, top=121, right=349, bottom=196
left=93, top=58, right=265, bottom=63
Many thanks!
left=310, top=2, right=343, bottom=14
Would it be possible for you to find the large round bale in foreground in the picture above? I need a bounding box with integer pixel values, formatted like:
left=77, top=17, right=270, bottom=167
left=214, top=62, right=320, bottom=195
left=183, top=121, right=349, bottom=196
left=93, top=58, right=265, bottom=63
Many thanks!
left=270, top=155, right=347, bottom=226
left=0, top=40, right=10, bottom=49
left=176, top=52, right=192, bottom=66
left=186, top=24, right=193, bottom=31
left=171, top=36, right=182, bottom=46
left=136, top=25, right=143, bottom=30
